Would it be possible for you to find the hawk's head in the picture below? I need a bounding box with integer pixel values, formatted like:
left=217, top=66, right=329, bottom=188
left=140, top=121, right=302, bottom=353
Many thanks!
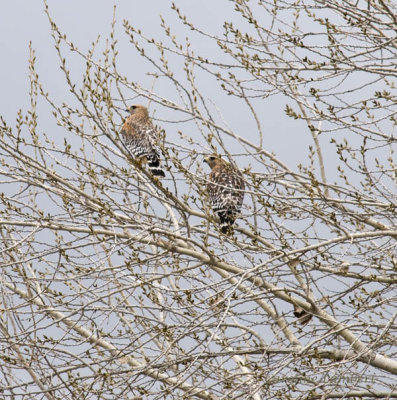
left=204, top=154, right=223, bottom=169
left=127, top=105, right=149, bottom=122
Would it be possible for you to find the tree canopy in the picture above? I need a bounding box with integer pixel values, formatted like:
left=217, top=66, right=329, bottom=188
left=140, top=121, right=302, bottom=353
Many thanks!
left=1, top=1, right=396, bottom=398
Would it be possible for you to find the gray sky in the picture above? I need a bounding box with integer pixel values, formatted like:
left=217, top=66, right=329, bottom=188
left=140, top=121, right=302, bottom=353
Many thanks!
left=1, top=1, right=226, bottom=114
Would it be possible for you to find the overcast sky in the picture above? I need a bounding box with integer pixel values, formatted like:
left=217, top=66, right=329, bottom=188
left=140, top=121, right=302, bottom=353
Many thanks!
left=1, top=1, right=231, bottom=115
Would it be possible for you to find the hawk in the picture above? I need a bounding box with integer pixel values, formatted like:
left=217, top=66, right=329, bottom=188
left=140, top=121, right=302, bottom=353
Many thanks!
left=293, top=305, right=312, bottom=325
left=204, top=155, right=245, bottom=234
left=120, top=105, right=165, bottom=177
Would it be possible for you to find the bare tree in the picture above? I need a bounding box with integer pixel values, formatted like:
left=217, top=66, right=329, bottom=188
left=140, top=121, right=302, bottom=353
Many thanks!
left=1, top=0, right=397, bottom=398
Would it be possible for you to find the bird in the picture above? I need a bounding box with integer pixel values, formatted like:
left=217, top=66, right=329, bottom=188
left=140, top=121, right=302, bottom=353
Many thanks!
left=119, top=105, right=165, bottom=177
left=293, top=305, right=312, bottom=325
left=204, top=154, right=245, bottom=234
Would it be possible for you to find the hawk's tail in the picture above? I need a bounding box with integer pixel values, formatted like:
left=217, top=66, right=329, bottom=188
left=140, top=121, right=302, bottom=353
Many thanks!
left=148, top=159, right=165, bottom=177
left=219, top=212, right=236, bottom=235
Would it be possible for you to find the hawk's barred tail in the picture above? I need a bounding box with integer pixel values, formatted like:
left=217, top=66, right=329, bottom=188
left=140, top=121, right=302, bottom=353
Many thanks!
left=220, top=224, right=230, bottom=234
left=150, top=167, right=166, bottom=177
left=148, top=160, right=165, bottom=177
left=219, top=212, right=236, bottom=234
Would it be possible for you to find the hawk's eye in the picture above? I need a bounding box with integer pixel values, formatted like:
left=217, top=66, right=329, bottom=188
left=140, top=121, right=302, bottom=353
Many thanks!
left=131, top=105, right=137, bottom=110
left=210, top=156, right=216, bottom=160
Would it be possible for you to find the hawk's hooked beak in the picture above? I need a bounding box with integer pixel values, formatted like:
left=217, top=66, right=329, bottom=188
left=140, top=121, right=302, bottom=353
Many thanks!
left=203, top=157, right=209, bottom=164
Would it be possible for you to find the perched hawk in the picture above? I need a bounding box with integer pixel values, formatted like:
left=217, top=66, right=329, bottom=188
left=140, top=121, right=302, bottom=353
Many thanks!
left=293, top=305, right=312, bottom=325
left=120, top=105, right=165, bottom=177
left=204, top=155, right=245, bottom=234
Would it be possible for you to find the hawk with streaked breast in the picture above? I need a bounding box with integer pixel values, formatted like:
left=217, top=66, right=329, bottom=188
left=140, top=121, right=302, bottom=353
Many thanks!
left=204, top=155, right=245, bottom=234
left=120, top=105, right=165, bottom=177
